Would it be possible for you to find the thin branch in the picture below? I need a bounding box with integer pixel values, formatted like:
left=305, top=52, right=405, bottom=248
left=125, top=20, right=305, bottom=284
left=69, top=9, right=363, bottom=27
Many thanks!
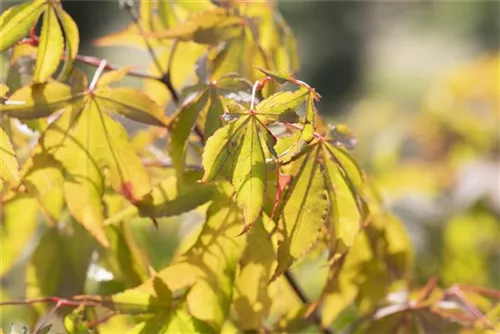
left=284, top=270, right=333, bottom=334
left=88, top=59, right=108, bottom=91
left=120, top=0, right=179, bottom=103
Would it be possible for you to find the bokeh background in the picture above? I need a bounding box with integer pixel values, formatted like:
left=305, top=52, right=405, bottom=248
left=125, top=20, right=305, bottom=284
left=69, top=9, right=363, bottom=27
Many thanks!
left=1, top=0, right=499, bottom=329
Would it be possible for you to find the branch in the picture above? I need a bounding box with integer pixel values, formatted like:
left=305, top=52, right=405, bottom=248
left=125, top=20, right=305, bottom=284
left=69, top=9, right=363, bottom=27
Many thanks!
left=120, top=0, right=179, bottom=103
left=284, top=270, right=333, bottom=334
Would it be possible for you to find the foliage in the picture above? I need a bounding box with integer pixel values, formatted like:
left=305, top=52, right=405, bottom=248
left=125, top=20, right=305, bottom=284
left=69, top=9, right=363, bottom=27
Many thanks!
left=0, top=1, right=498, bottom=333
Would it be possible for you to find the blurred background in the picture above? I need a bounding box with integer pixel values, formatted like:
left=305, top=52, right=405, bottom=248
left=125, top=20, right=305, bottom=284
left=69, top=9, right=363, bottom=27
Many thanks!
left=1, top=0, right=499, bottom=328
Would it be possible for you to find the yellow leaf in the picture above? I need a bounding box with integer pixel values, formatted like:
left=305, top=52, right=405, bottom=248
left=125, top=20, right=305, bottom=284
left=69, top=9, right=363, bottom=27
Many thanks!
left=34, top=6, right=64, bottom=82
left=0, top=1, right=45, bottom=53
left=0, top=194, right=38, bottom=275
left=0, top=127, right=20, bottom=187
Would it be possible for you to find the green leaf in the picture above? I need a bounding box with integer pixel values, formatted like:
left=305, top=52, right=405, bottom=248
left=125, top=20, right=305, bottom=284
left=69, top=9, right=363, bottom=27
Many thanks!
left=301, top=93, right=315, bottom=143
left=95, top=88, right=168, bottom=127
left=169, top=89, right=209, bottom=173
left=0, top=82, right=81, bottom=119
left=202, top=116, right=249, bottom=182
left=322, top=144, right=362, bottom=248
left=34, top=6, right=64, bottom=82
left=256, top=67, right=295, bottom=85
left=0, top=194, right=38, bottom=275
left=26, top=223, right=95, bottom=318
left=133, top=188, right=246, bottom=331
left=233, top=219, right=275, bottom=330
left=97, top=67, right=135, bottom=88
left=54, top=7, right=79, bottom=81
left=0, top=1, right=45, bottom=53
left=0, top=127, right=20, bottom=187
left=232, top=117, right=266, bottom=225
left=101, top=222, right=150, bottom=287
left=106, top=173, right=216, bottom=224
left=23, top=153, right=64, bottom=221
left=41, top=96, right=152, bottom=247
left=272, top=144, right=328, bottom=280
left=321, top=233, right=372, bottom=327
left=151, top=8, right=244, bottom=44
left=86, top=276, right=172, bottom=314
left=255, top=87, right=309, bottom=124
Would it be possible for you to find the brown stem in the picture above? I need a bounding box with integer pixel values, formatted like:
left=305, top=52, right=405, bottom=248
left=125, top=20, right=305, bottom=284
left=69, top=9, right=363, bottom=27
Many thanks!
left=284, top=270, right=333, bottom=334
left=121, top=0, right=179, bottom=103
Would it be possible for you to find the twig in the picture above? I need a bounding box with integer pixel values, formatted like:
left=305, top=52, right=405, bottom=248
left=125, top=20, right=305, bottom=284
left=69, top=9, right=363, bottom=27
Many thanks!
left=284, top=270, right=333, bottom=334
left=88, top=59, right=108, bottom=91
left=120, top=0, right=179, bottom=103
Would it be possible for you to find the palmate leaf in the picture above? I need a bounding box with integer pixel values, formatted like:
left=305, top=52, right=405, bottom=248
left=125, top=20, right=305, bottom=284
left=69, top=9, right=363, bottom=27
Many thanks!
left=0, top=1, right=80, bottom=81
left=8, top=73, right=167, bottom=246
left=202, top=114, right=276, bottom=226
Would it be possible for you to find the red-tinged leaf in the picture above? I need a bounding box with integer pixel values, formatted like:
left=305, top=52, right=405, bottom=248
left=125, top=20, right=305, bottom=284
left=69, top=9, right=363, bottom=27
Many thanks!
left=149, top=8, right=244, bottom=44
left=95, top=88, right=168, bottom=127
left=33, top=6, right=64, bottom=82
left=271, top=170, right=291, bottom=219
left=0, top=1, right=46, bottom=53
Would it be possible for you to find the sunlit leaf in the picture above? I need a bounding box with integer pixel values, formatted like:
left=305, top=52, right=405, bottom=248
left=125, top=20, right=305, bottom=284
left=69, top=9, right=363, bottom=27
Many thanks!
left=169, top=89, right=209, bottom=173
left=106, top=173, right=215, bottom=224
left=0, top=127, right=20, bottom=187
left=0, top=195, right=38, bottom=275
left=0, top=1, right=45, bottom=53
left=255, top=87, right=309, bottom=124
left=272, top=144, right=328, bottom=280
left=232, top=117, right=266, bottom=225
left=54, top=7, right=79, bottom=80
left=0, top=82, right=81, bottom=119
left=233, top=219, right=275, bottom=330
left=95, top=88, right=168, bottom=127
left=34, top=6, right=64, bottom=82
left=96, top=67, right=135, bottom=88
left=202, top=116, right=249, bottom=182
left=150, top=8, right=244, bottom=44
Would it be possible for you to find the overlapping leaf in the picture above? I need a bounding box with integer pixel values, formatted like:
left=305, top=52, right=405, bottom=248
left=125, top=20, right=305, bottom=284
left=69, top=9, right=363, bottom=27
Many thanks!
left=2, top=72, right=167, bottom=247
left=149, top=8, right=245, bottom=45
left=0, top=0, right=79, bottom=81
left=169, top=75, right=253, bottom=173
left=128, top=184, right=247, bottom=331
left=0, top=127, right=20, bottom=188
left=202, top=114, right=276, bottom=226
